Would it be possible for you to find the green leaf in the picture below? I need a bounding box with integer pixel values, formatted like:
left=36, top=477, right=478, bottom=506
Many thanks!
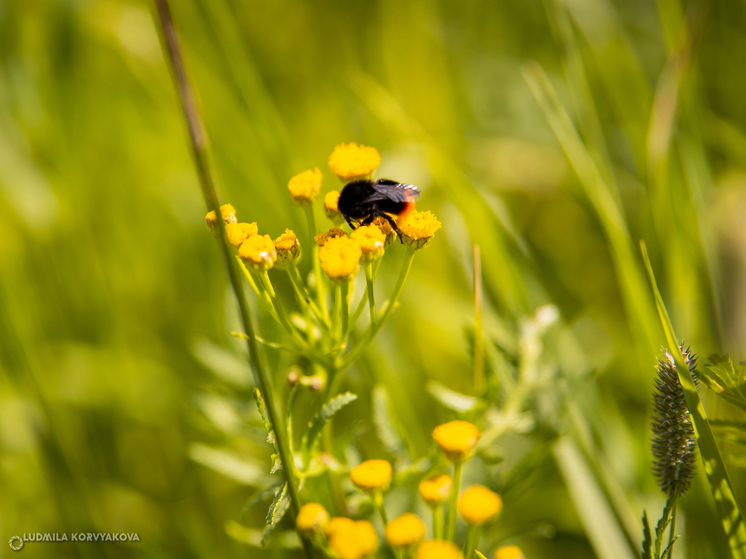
left=188, top=443, right=269, bottom=486
left=427, top=380, right=478, bottom=413
left=641, top=242, right=746, bottom=557
left=225, top=520, right=301, bottom=549
left=301, top=392, right=358, bottom=466
left=661, top=535, right=680, bottom=559
left=372, top=385, right=406, bottom=456
left=253, top=388, right=278, bottom=450
left=653, top=497, right=674, bottom=559
left=242, top=483, right=282, bottom=516
left=262, top=482, right=290, bottom=547
left=475, top=551, right=488, bottom=559
left=642, top=511, right=653, bottom=559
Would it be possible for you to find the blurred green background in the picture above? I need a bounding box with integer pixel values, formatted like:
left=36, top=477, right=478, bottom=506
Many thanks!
left=2, top=0, right=746, bottom=557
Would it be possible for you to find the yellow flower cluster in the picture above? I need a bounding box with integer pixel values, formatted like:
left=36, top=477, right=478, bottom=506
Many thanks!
left=325, top=517, right=378, bottom=559
left=350, top=459, right=392, bottom=492
left=432, top=420, right=480, bottom=462
left=458, top=485, right=502, bottom=525
left=288, top=167, right=323, bottom=205
left=495, top=545, right=525, bottom=559
left=328, top=142, right=381, bottom=183
left=350, top=225, right=385, bottom=262
left=385, top=513, right=425, bottom=548
left=318, top=237, right=363, bottom=283
left=238, top=234, right=277, bottom=272
left=398, top=209, right=442, bottom=249
left=274, top=228, right=300, bottom=266
left=419, top=474, right=452, bottom=507
left=415, top=540, right=463, bottom=559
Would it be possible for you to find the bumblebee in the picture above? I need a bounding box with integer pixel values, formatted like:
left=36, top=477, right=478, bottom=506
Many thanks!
left=337, top=179, right=421, bottom=237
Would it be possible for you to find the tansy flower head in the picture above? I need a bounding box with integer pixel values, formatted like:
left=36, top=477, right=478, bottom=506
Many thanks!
left=225, top=222, right=258, bottom=248
left=288, top=168, right=322, bottom=205
left=238, top=234, right=277, bottom=271
left=398, top=209, right=442, bottom=249
left=325, top=190, right=344, bottom=223
left=328, top=142, right=381, bottom=183
left=372, top=216, right=397, bottom=246
left=315, top=227, right=348, bottom=246
left=205, top=203, right=237, bottom=236
left=350, top=459, right=392, bottom=492
left=415, top=540, right=464, bottom=559
left=350, top=225, right=385, bottom=262
left=458, top=485, right=502, bottom=526
left=274, top=229, right=301, bottom=267
left=432, top=420, right=480, bottom=462
left=324, top=516, right=356, bottom=539
left=385, top=513, right=426, bottom=548
left=318, top=236, right=362, bottom=283
left=328, top=520, right=378, bottom=559
left=296, top=503, right=329, bottom=536
left=495, top=545, right=525, bottom=559
left=418, top=474, right=452, bottom=508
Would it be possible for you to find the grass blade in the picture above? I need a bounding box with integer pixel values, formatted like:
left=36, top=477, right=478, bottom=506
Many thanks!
left=641, top=241, right=746, bottom=557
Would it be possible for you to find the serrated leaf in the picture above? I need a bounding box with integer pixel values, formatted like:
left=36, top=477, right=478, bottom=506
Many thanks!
left=372, top=385, right=406, bottom=456
left=654, top=497, right=674, bottom=559
left=262, top=482, right=290, bottom=547
left=270, top=454, right=282, bottom=474
left=427, top=380, right=477, bottom=412
left=301, top=392, right=358, bottom=465
left=253, top=388, right=279, bottom=454
left=642, top=511, right=653, bottom=559
left=661, top=535, right=680, bottom=559
left=242, top=483, right=282, bottom=516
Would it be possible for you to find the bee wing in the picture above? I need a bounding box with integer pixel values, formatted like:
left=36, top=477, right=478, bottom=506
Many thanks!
left=368, top=179, right=422, bottom=203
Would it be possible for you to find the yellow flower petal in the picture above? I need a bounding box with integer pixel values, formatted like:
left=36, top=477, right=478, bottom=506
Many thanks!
left=225, top=222, right=258, bottom=247
left=458, top=485, right=502, bottom=526
left=495, top=545, right=525, bottom=559
left=418, top=474, right=452, bottom=508
left=398, top=209, right=442, bottom=249
left=385, top=513, right=426, bottom=548
left=432, top=420, right=480, bottom=462
left=274, top=228, right=301, bottom=266
left=350, top=459, right=392, bottom=492
left=325, top=190, right=343, bottom=223
left=328, top=520, right=378, bottom=559
left=314, top=227, right=348, bottom=246
left=318, top=236, right=362, bottom=282
left=328, top=142, right=381, bottom=183
left=288, top=168, right=322, bottom=204
left=350, top=225, right=385, bottom=262
left=238, top=234, right=277, bottom=271
left=415, top=540, right=464, bottom=559
left=205, top=203, right=237, bottom=236
left=324, top=517, right=356, bottom=539
left=295, top=503, right=329, bottom=536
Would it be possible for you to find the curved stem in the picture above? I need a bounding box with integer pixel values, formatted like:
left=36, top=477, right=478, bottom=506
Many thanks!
left=364, top=261, right=377, bottom=323
left=259, top=272, right=310, bottom=351
left=463, top=525, right=480, bottom=559
left=288, top=263, right=329, bottom=329
left=668, top=501, right=678, bottom=557
left=373, top=491, right=389, bottom=525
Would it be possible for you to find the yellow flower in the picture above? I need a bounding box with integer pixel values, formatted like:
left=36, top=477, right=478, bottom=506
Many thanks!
left=225, top=222, right=258, bottom=248
left=296, top=503, right=329, bottom=536
left=288, top=168, right=322, bottom=205
left=432, top=420, right=480, bottom=462
left=385, top=513, right=426, bottom=548
left=325, top=190, right=344, bottom=223
left=398, top=209, right=441, bottom=249
left=372, top=216, right=397, bottom=246
left=350, top=459, right=392, bottom=492
left=418, top=474, right=452, bottom=508
left=274, top=229, right=301, bottom=267
left=205, top=203, right=237, bottom=236
left=458, top=485, right=502, bottom=526
left=238, top=234, right=277, bottom=271
left=318, top=236, right=362, bottom=283
left=495, top=545, right=525, bottom=559
left=415, top=540, right=464, bottom=559
left=328, top=520, right=378, bottom=559
left=324, top=517, right=356, bottom=539
left=315, top=227, right=348, bottom=246
left=328, top=142, right=381, bottom=183
left=350, top=225, right=385, bottom=262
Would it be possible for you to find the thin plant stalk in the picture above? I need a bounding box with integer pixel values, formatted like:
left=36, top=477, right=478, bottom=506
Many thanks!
left=473, top=245, right=484, bottom=394
left=373, top=491, right=389, bottom=525
left=668, top=503, right=677, bottom=557
left=152, top=2, right=312, bottom=556
left=433, top=506, right=444, bottom=540
left=364, top=261, right=377, bottom=323
left=463, top=525, right=480, bottom=559
left=304, top=205, right=328, bottom=316
left=445, top=460, right=463, bottom=542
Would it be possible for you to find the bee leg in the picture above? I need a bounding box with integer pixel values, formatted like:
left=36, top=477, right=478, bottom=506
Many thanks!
left=344, top=215, right=358, bottom=231
left=374, top=211, right=402, bottom=243
left=360, top=214, right=376, bottom=227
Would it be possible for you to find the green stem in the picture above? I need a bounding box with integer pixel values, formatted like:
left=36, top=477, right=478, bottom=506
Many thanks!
left=433, top=506, right=444, bottom=540
left=304, top=205, right=327, bottom=316
left=374, top=491, right=389, bottom=525
left=473, top=245, right=484, bottom=395
left=463, top=524, right=480, bottom=559
left=668, top=501, right=678, bottom=558
left=364, top=261, right=377, bottom=323
left=288, top=263, right=329, bottom=329
left=445, top=461, right=463, bottom=542
left=151, top=3, right=312, bottom=557
left=337, top=249, right=415, bottom=370
left=340, top=281, right=350, bottom=343
left=259, top=271, right=310, bottom=352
